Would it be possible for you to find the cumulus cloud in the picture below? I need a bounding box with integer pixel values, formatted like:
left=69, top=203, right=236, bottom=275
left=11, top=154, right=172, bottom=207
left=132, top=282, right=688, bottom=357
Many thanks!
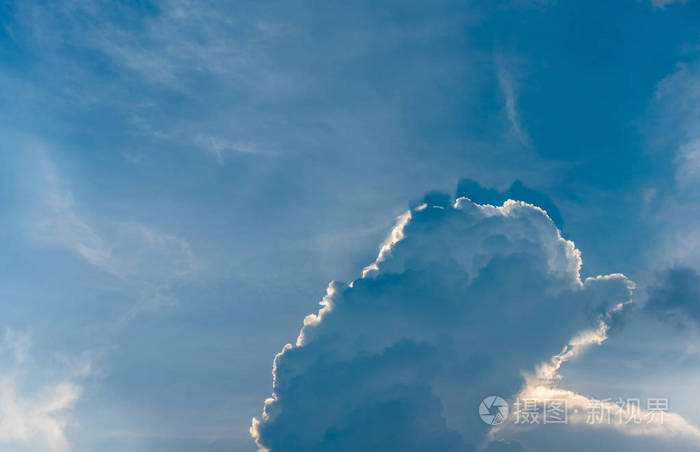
left=251, top=196, right=694, bottom=451
left=455, top=178, right=564, bottom=229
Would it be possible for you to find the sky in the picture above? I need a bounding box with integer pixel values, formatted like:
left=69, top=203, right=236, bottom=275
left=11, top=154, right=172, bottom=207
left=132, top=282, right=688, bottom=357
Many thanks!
left=1, top=0, right=700, bottom=450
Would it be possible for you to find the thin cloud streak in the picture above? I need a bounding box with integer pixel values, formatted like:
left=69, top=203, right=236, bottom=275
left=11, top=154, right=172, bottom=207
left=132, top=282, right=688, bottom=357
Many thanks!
left=496, top=55, right=531, bottom=148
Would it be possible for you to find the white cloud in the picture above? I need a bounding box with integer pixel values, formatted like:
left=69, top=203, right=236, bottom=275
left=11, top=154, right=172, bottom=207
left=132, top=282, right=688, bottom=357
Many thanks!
left=32, top=162, right=112, bottom=272
left=0, top=379, right=81, bottom=452
left=250, top=197, right=690, bottom=451
left=11, top=0, right=282, bottom=165
left=1, top=330, right=32, bottom=365
left=649, top=0, right=687, bottom=8
left=496, top=55, right=531, bottom=148
left=193, top=134, right=269, bottom=165
left=25, top=151, right=196, bottom=316
left=653, top=63, right=700, bottom=191
left=490, top=300, right=700, bottom=447
left=32, top=170, right=195, bottom=279
left=648, top=63, right=700, bottom=272
left=0, top=330, right=89, bottom=452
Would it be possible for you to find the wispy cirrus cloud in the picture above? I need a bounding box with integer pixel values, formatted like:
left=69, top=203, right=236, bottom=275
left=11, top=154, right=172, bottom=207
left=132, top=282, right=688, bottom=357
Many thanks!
left=9, top=0, right=284, bottom=165
left=652, top=63, right=700, bottom=192
left=26, top=150, right=196, bottom=314
left=496, top=54, right=531, bottom=148
left=649, top=0, right=687, bottom=9
left=646, top=62, right=700, bottom=284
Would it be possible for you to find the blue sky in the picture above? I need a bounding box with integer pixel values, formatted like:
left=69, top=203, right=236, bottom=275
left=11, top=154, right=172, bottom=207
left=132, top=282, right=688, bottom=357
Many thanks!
left=2, top=0, right=700, bottom=451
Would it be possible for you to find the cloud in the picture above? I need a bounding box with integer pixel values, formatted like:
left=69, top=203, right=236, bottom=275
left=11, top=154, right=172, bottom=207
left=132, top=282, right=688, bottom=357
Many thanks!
left=648, top=62, right=700, bottom=269
left=0, top=330, right=89, bottom=452
left=455, top=178, right=564, bottom=229
left=250, top=196, right=693, bottom=451
left=193, top=134, right=268, bottom=165
left=645, top=266, right=700, bottom=327
left=490, top=298, right=700, bottom=450
left=32, top=157, right=195, bottom=278
left=9, top=0, right=282, bottom=165
left=26, top=151, right=196, bottom=315
left=1, top=330, right=31, bottom=364
left=30, top=159, right=111, bottom=271
left=0, top=379, right=80, bottom=452
left=495, top=55, right=531, bottom=148
left=649, top=0, right=687, bottom=8
left=651, top=63, right=700, bottom=192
